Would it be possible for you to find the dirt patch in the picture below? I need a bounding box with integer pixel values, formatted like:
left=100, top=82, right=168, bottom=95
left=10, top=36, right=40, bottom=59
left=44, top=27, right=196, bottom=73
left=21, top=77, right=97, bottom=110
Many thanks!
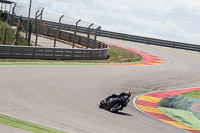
left=192, top=102, right=200, bottom=112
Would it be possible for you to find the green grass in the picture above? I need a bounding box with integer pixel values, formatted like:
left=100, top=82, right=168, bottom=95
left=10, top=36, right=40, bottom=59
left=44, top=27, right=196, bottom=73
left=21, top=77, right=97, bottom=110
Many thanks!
left=107, top=45, right=142, bottom=63
left=178, top=90, right=200, bottom=99
left=0, top=114, right=67, bottom=133
left=0, top=21, right=28, bottom=46
left=0, top=45, right=143, bottom=64
left=159, top=107, right=200, bottom=130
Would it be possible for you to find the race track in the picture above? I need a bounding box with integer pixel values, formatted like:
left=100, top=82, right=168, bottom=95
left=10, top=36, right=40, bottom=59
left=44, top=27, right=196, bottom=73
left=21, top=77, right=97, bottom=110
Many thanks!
left=0, top=37, right=200, bottom=133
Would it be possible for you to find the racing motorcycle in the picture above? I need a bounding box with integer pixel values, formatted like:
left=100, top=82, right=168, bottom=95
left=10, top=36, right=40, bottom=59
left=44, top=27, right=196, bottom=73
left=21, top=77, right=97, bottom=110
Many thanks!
left=99, top=95, right=130, bottom=113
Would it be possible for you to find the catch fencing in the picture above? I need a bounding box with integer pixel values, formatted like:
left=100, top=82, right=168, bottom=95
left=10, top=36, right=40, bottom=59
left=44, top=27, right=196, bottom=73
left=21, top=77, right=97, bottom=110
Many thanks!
left=12, top=17, right=107, bottom=49
left=17, top=15, right=200, bottom=53
left=2, top=1, right=200, bottom=62
left=1, top=17, right=109, bottom=60
left=55, top=24, right=200, bottom=52
left=0, top=2, right=109, bottom=60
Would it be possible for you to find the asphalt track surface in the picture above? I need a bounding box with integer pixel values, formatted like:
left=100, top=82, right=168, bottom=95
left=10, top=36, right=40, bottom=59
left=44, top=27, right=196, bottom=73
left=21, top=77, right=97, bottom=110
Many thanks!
left=0, top=37, right=200, bottom=133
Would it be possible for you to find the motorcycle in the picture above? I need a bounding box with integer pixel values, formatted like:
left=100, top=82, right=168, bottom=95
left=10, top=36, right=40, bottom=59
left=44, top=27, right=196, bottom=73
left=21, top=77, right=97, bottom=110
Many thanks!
left=99, top=96, right=130, bottom=113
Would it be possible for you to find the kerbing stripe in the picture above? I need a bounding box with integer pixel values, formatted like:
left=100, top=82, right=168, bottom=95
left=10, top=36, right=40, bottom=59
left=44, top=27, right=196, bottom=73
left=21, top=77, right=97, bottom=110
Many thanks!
left=134, top=88, right=200, bottom=133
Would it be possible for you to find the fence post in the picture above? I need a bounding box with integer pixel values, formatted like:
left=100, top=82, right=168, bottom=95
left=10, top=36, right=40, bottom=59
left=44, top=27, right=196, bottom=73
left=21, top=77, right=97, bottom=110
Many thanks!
left=3, top=28, right=7, bottom=45
left=86, top=23, right=93, bottom=49
left=34, top=10, right=39, bottom=46
left=35, top=8, right=44, bottom=46
left=73, top=19, right=81, bottom=48
left=14, top=21, right=19, bottom=45
left=54, top=29, right=57, bottom=47
left=57, top=15, right=64, bottom=40
left=11, top=3, right=16, bottom=26
left=14, top=16, right=22, bottom=45
left=7, top=4, right=12, bottom=25
left=28, top=20, right=32, bottom=46
left=40, top=8, right=44, bottom=24
left=25, top=0, right=32, bottom=40
left=93, top=26, right=101, bottom=48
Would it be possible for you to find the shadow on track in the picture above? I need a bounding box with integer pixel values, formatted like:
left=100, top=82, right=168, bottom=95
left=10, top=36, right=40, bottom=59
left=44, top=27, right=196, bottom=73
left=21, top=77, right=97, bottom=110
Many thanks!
left=114, top=112, right=133, bottom=116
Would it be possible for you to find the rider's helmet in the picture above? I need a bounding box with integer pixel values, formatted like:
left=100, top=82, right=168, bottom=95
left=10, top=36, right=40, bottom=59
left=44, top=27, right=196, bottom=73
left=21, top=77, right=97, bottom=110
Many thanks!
left=126, top=90, right=132, bottom=97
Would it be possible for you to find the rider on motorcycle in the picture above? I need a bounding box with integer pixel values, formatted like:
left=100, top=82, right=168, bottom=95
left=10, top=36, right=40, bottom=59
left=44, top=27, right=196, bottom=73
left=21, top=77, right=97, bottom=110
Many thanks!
left=100, top=90, right=132, bottom=110
left=106, top=90, right=132, bottom=100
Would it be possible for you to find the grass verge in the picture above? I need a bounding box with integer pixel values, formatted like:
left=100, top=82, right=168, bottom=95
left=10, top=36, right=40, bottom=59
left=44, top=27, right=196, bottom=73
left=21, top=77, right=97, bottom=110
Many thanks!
left=177, top=90, right=200, bottom=99
left=0, top=114, right=67, bottom=133
left=159, top=107, right=200, bottom=130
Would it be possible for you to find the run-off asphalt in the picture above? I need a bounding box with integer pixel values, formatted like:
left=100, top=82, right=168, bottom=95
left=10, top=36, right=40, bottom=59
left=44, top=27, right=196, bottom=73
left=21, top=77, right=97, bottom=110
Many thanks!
left=0, top=37, right=200, bottom=133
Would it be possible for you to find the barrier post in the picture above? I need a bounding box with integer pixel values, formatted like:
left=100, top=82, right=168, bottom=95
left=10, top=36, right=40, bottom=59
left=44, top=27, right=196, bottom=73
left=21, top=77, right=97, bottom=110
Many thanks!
left=28, top=20, right=32, bottom=46
left=3, top=28, right=7, bottom=45
left=35, top=8, right=44, bottom=46
left=14, top=17, right=21, bottom=45
left=86, top=23, right=93, bottom=49
left=11, top=3, right=16, bottom=26
left=93, top=26, right=101, bottom=48
left=25, top=0, right=32, bottom=40
left=73, top=19, right=81, bottom=48
left=54, top=30, right=57, bottom=47
left=34, top=10, right=39, bottom=46
left=57, top=15, right=64, bottom=40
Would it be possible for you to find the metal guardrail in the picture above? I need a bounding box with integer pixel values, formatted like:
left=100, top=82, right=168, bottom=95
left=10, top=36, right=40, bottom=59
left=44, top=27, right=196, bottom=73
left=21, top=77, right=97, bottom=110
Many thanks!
left=98, top=30, right=200, bottom=52
left=0, top=45, right=108, bottom=60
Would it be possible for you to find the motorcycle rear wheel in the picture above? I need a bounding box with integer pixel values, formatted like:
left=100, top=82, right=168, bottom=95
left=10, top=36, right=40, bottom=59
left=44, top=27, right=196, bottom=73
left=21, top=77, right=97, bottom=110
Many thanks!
left=110, top=103, right=122, bottom=113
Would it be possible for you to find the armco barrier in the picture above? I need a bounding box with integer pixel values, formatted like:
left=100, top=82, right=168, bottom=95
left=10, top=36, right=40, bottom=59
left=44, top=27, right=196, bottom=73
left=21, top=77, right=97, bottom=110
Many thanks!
left=0, top=45, right=108, bottom=60
left=98, top=30, right=200, bottom=52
